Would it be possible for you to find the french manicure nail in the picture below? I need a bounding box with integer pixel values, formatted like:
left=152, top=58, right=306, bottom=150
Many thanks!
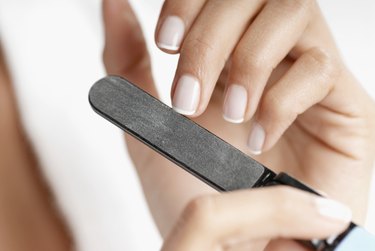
left=172, top=75, right=200, bottom=115
left=247, top=122, right=265, bottom=155
left=223, top=84, right=248, bottom=123
left=157, top=16, right=185, bottom=51
left=315, top=197, right=352, bottom=223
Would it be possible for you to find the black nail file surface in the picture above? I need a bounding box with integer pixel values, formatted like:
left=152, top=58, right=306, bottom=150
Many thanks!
left=89, top=76, right=375, bottom=251
left=89, top=76, right=275, bottom=191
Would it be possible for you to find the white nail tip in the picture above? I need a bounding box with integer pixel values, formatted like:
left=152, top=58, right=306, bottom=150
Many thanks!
left=172, top=75, right=200, bottom=116
left=248, top=149, right=262, bottom=155
left=157, top=16, right=185, bottom=51
left=222, top=84, right=247, bottom=124
left=315, top=198, right=352, bottom=223
left=157, top=42, right=180, bottom=51
left=222, top=114, right=244, bottom=124
left=247, top=123, right=265, bottom=155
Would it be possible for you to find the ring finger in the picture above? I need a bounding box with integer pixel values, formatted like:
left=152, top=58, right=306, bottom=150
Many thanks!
left=159, top=0, right=265, bottom=116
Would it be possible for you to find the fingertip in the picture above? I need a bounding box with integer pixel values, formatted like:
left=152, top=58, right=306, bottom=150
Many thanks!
left=222, top=84, right=248, bottom=124
left=247, top=122, right=265, bottom=155
left=222, top=115, right=244, bottom=124
left=248, top=149, right=262, bottom=156
left=102, top=0, right=156, bottom=96
left=156, top=15, right=185, bottom=53
left=172, top=106, right=196, bottom=116
left=156, top=43, right=180, bottom=54
left=315, top=197, right=352, bottom=224
left=265, top=187, right=352, bottom=240
left=171, top=74, right=200, bottom=116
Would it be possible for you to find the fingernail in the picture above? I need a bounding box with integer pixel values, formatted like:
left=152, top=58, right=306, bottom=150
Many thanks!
left=315, top=198, right=352, bottom=223
left=223, top=84, right=247, bottom=123
left=172, top=75, right=200, bottom=115
left=157, top=16, right=185, bottom=51
left=247, top=122, right=265, bottom=155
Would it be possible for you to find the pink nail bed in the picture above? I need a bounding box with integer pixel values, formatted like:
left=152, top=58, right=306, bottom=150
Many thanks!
left=172, top=75, right=200, bottom=115
left=223, top=84, right=248, bottom=123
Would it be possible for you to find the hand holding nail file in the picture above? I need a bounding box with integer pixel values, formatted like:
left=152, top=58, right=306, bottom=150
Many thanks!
left=89, top=76, right=375, bottom=251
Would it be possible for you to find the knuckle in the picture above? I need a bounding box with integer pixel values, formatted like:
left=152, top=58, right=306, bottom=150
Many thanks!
left=232, top=47, right=272, bottom=75
left=271, top=187, right=295, bottom=226
left=182, top=36, right=215, bottom=56
left=274, top=0, right=314, bottom=13
left=304, top=47, right=340, bottom=80
left=180, top=36, right=226, bottom=75
left=305, top=47, right=333, bottom=70
left=182, top=196, right=215, bottom=230
left=262, top=92, right=296, bottom=122
left=306, top=47, right=330, bottom=65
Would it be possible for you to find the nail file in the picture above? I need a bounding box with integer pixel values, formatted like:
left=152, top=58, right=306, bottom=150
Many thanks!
left=89, top=76, right=375, bottom=251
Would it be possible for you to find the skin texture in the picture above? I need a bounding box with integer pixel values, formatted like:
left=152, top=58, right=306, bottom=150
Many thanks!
left=0, top=43, right=72, bottom=250
left=0, top=1, right=373, bottom=250
left=103, top=0, right=375, bottom=250
left=161, top=187, right=352, bottom=251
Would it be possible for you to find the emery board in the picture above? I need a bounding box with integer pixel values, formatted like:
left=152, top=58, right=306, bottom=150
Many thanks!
left=89, top=76, right=375, bottom=251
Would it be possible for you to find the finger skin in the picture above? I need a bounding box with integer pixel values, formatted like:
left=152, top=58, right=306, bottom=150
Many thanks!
left=102, top=1, right=375, bottom=248
left=102, top=0, right=156, bottom=96
left=226, top=0, right=316, bottom=122
left=155, top=0, right=206, bottom=53
left=162, top=187, right=350, bottom=251
left=170, top=0, right=265, bottom=116
left=257, top=47, right=339, bottom=152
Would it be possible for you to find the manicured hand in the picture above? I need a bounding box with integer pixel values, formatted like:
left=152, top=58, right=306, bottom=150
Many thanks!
left=154, top=0, right=375, bottom=223
left=155, top=0, right=368, bottom=154
left=103, top=0, right=375, bottom=246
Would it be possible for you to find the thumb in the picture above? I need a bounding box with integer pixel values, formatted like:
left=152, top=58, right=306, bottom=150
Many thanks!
left=102, top=0, right=161, bottom=167
left=102, top=0, right=158, bottom=97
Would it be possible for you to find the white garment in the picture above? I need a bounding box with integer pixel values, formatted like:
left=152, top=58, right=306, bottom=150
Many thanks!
left=0, top=0, right=374, bottom=250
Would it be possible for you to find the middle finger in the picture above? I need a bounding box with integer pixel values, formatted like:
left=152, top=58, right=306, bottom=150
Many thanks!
left=170, top=0, right=265, bottom=116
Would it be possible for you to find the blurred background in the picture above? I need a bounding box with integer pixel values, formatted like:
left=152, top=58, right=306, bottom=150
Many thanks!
left=0, top=0, right=374, bottom=250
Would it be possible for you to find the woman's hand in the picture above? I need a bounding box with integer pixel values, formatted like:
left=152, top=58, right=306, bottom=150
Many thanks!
left=154, top=0, right=375, bottom=221
left=156, top=0, right=343, bottom=129
left=102, top=0, right=375, bottom=247
left=162, top=186, right=352, bottom=251
left=155, top=0, right=375, bottom=164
